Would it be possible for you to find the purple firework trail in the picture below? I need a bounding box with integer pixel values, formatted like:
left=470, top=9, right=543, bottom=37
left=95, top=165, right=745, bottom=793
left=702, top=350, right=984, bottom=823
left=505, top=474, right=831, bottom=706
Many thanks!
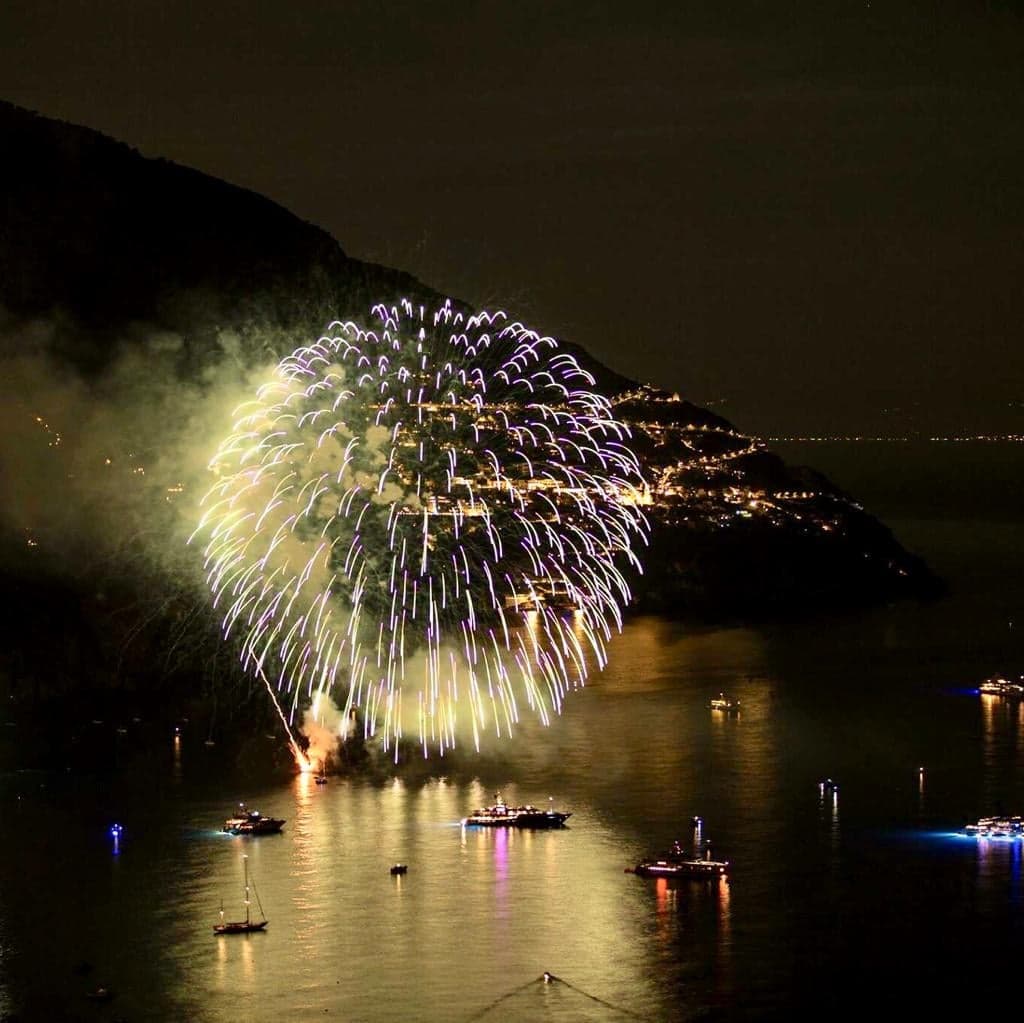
left=193, top=299, right=649, bottom=756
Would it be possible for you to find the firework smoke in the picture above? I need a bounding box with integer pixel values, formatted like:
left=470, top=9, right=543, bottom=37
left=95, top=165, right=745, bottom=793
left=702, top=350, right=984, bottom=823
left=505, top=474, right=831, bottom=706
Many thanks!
left=0, top=310, right=307, bottom=708
left=300, top=693, right=354, bottom=772
left=193, top=299, right=649, bottom=757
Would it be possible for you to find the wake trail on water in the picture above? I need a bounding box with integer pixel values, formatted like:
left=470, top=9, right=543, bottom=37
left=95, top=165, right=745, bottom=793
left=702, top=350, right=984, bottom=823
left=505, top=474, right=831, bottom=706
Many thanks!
left=464, top=971, right=646, bottom=1020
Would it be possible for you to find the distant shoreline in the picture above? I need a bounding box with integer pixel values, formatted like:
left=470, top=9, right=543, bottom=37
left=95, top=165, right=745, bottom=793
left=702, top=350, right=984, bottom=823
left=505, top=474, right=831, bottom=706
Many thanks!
left=767, top=435, right=1024, bottom=443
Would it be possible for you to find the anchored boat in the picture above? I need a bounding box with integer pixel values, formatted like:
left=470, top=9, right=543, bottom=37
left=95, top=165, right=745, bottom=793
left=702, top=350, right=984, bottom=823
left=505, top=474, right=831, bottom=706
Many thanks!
left=709, top=693, right=740, bottom=713
left=964, top=815, right=1024, bottom=838
left=214, top=855, right=268, bottom=934
left=223, top=803, right=286, bottom=836
left=462, top=793, right=571, bottom=829
left=979, top=676, right=1024, bottom=697
left=631, top=840, right=729, bottom=880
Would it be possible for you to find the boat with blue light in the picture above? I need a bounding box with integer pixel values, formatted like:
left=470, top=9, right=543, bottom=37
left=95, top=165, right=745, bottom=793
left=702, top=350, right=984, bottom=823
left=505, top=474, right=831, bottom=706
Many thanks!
left=979, top=676, right=1024, bottom=697
left=964, top=815, right=1024, bottom=838
left=462, top=793, right=570, bottom=829
left=223, top=803, right=286, bottom=836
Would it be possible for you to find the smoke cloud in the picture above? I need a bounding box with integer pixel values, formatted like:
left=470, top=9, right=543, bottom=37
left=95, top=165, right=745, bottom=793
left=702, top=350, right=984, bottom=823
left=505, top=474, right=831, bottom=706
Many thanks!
left=0, top=310, right=293, bottom=572
left=0, top=306, right=302, bottom=702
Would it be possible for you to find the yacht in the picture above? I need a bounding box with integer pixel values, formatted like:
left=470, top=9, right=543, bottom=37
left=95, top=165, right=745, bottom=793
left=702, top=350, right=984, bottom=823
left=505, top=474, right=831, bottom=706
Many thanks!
left=964, top=815, right=1024, bottom=838
left=462, top=793, right=571, bottom=829
left=223, top=803, right=286, bottom=836
left=979, top=676, right=1024, bottom=697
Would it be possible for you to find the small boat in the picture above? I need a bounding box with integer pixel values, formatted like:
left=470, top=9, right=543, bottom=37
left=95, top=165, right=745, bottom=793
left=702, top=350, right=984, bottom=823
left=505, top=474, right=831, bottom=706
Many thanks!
left=390, top=863, right=408, bottom=875
left=462, top=793, right=571, bottom=829
left=709, top=693, right=740, bottom=713
left=979, top=676, right=1024, bottom=697
left=315, top=768, right=328, bottom=786
left=214, top=855, right=268, bottom=934
left=632, top=840, right=729, bottom=879
left=86, top=986, right=114, bottom=1002
left=223, top=803, right=286, bottom=836
left=964, top=815, right=1024, bottom=838
left=819, top=778, right=840, bottom=794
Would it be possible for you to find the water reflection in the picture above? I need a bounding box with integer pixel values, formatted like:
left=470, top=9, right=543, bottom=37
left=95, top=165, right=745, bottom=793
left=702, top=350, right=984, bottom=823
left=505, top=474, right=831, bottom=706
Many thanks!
left=717, top=877, right=731, bottom=949
left=214, top=931, right=227, bottom=985
left=818, top=785, right=840, bottom=860
left=980, top=693, right=1023, bottom=809
left=493, top=827, right=509, bottom=917
left=172, top=731, right=182, bottom=783
left=715, top=877, right=733, bottom=1003
left=973, top=834, right=1024, bottom=917
left=289, top=770, right=321, bottom=960
left=653, top=876, right=677, bottom=943
left=7, top=583, right=1024, bottom=1020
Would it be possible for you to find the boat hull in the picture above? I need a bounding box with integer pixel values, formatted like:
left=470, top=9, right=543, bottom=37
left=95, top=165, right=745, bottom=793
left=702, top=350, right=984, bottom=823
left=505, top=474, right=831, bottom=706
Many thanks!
left=633, top=860, right=728, bottom=879
left=214, top=921, right=268, bottom=934
left=223, top=817, right=286, bottom=836
left=979, top=680, right=1024, bottom=697
left=463, top=812, right=571, bottom=829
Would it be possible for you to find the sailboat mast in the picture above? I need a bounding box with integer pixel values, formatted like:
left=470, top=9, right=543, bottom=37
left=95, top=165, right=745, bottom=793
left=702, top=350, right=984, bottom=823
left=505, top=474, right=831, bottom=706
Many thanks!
left=243, top=854, right=251, bottom=926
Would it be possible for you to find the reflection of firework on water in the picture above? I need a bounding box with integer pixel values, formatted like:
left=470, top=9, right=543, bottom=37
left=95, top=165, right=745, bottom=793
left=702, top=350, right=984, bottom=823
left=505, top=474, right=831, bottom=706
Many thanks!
left=193, top=299, right=649, bottom=756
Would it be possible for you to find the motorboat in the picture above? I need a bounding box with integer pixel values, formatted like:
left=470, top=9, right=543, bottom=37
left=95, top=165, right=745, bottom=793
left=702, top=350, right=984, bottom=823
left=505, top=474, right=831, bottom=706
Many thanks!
left=223, top=803, right=286, bottom=836
left=709, top=693, right=740, bottom=713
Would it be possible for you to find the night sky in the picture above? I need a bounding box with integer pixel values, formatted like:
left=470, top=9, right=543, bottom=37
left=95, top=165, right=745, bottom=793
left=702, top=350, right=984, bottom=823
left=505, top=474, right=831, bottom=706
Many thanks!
left=2, top=1, right=1022, bottom=434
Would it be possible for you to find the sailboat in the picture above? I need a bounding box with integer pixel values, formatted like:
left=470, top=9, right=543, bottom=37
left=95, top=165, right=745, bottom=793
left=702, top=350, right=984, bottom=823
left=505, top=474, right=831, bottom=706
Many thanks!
left=213, top=854, right=268, bottom=934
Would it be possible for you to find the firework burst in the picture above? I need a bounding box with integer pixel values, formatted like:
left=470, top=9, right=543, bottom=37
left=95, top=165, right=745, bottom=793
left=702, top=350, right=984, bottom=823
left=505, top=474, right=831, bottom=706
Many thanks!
left=193, top=299, right=648, bottom=756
